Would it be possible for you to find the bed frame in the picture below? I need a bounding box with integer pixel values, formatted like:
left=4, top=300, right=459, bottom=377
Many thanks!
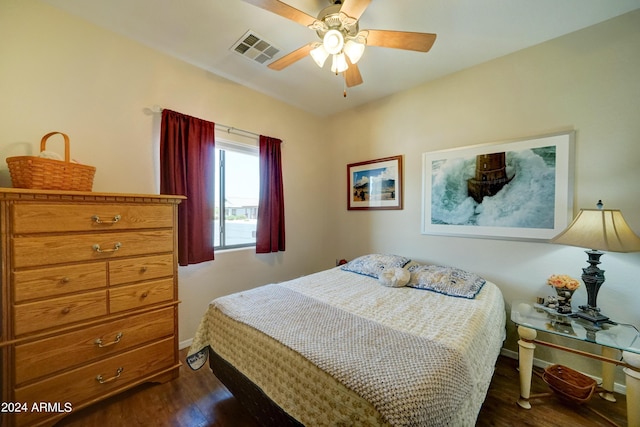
left=208, top=346, right=303, bottom=426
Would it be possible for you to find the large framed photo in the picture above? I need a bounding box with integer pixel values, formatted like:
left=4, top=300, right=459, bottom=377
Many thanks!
left=348, top=155, right=403, bottom=210
left=422, top=131, right=574, bottom=240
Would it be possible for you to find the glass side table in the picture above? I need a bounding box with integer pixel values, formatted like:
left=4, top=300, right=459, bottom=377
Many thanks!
left=511, top=301, right=640, bottom=426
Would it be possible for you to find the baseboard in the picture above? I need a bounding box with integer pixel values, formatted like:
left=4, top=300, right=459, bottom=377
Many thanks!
left=179, top=338, right=193, bottom=350
left=500, top=348, right=627, bottom=395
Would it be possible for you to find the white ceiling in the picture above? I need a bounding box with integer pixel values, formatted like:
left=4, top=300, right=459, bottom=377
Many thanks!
left=42, top=0, right=640, bottom=117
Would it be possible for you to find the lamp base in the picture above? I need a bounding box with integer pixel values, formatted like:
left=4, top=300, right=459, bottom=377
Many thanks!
left=573, top=305, right=610, bottom=325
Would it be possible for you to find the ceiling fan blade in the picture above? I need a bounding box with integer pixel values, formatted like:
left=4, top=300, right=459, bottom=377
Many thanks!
left=344, top=59, right=363, bottom=88
left=242, top=0, right=316, bottom=27
left=268, top=43, right=314, bottom=70
left=365, top=29, right=437, bottom=52
left=340, top=0, right=372, bottom=20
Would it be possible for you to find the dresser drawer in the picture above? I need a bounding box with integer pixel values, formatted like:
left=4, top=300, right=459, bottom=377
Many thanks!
left=12, top=229, right=174, bottom=268
left=1, top=190, right=182, bottom=427
left=13, top=290, right=107, bottom=336
left=14, top=307, right=176, bottom=385
left=109, top=278, right=174, bottom=313
left=13, top=337, right=176, bottom=426
left=109, top=254, right=174, bottom=286
left=11, top=203, right=174, bottom=234
left=12, top=262, right=107, bottom=303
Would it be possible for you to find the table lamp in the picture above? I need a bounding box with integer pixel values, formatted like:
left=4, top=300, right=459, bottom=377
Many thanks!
left=551, top=200, right=640, bottom=324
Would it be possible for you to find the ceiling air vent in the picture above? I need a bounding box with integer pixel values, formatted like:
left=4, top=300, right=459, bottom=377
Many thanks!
left=231, top=30, right=280, bottom=65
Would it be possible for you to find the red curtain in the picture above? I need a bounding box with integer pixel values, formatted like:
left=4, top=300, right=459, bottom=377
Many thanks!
left=256, top=135, right=285, bottom=253
left=160, top=109, right=215, bottom=265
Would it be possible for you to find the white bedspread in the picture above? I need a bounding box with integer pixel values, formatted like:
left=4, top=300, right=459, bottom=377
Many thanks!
left=189, top=267, right=506, bottom=426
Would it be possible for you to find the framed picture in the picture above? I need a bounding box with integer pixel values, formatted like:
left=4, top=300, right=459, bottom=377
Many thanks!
left=348, top=155, right=403, bottom=210
left=422, top=131, right=574, bottom=240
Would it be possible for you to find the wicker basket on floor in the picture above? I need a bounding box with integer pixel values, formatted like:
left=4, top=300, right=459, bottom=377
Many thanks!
left=543, top=364, right=597, bottom=404
left=6, top=132, right=95, bottom=191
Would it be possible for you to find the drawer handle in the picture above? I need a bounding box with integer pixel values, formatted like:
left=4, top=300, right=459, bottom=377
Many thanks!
left=61, top=307, right=71, bottom=314
left=91, top=214, right=121, bottom=225
left=96, top=367, right=124, bottom=384
left=93, top=242, right=122, bottom=253
left=140, top=291, right=149, bottom=299
left=95, top=332, right=123, bottom=348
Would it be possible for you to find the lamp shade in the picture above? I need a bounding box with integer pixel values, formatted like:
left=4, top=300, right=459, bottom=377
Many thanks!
left=323, top=29, right=344, bottom=55
left=551, top=208, right=640, bottom=253
left=331, top=53, right=348, bottom=73
left=344, top=39, right=365, bottom=64
left=310, top=44, right=329, bottom=67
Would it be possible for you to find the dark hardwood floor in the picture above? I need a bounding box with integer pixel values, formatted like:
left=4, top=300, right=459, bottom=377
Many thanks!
left=476, top=357, right=626, bottom=427
left=56, top=350, right=627, bottom=427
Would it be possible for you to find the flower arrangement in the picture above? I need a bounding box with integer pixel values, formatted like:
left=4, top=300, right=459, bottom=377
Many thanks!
left=548, top=274, right=580, bottom=290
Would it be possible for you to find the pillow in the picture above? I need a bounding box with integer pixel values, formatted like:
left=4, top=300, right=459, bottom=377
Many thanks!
left=378, top=267, right=411, bottom=287
left=407, top=265, right=486, bottom=299
left=404, top=260, right=427, bottom=272
left=403, top=260, right=426, bottom=272
left=341, top=254, right=411, bottom=278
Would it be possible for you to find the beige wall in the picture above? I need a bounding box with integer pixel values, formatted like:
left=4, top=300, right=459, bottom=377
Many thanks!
left=0, top=1, right=334, bottom=343
left=325, top=10, right=640, bottom=379
left=2, top=1, right=639, bottom=384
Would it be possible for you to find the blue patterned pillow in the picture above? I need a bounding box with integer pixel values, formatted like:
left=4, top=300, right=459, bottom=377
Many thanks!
left=407, top=265, right=486, bottom=299
left=341, top=254, right=411, bottom=278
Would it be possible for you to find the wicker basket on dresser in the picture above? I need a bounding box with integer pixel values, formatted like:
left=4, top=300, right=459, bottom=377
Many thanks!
left=0, top=188, right=184, bottom=427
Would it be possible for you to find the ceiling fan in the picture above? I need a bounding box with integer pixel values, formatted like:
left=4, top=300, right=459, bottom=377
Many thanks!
left=242, top=0, right=437, bottom=94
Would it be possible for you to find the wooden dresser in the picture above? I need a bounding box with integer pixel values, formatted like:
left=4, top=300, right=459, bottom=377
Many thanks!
left=0, top=188, right=184, bottom=427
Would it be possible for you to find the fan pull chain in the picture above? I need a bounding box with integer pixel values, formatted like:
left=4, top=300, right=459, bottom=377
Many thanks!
left=343, top=77, right=347, bottom=98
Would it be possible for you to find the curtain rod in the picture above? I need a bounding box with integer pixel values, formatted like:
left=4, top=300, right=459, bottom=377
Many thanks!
left=149, top=105, right=261, bottom=139
left=215, top=124, right=260, bottom=139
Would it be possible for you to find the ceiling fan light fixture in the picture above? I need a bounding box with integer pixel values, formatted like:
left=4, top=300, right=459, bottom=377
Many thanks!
left=331, top=52, right=348, bottom=74
left=344, top=39, right=365, bottom=64
left=323, top=29, right=344, bottom=54
left=310, top=44, right=330, bottom=67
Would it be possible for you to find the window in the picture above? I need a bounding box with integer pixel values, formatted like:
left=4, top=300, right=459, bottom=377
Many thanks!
left=213, top=140, right=260, bottom=249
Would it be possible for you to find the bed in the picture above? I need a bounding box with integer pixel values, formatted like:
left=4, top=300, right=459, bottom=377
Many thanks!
left=187, top=254, right=506, bottom=426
